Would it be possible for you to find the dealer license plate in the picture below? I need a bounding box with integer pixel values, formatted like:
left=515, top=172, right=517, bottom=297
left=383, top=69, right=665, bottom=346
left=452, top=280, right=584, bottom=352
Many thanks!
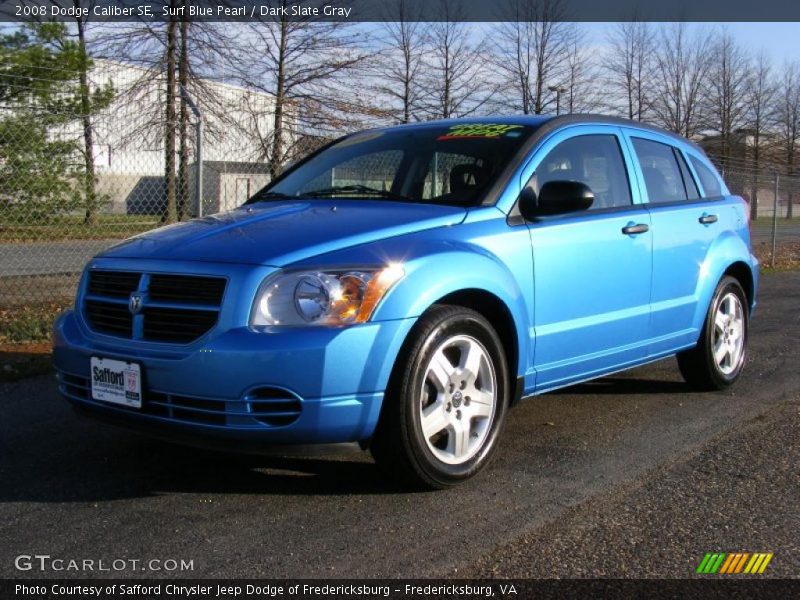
left=90, top=357, right=142, bottom=409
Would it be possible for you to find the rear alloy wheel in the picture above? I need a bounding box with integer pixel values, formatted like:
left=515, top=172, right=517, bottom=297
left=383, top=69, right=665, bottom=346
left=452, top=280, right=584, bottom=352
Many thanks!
left=371, top=305, right=509, bottom=489
left=678, top=276, right=748, bottom=390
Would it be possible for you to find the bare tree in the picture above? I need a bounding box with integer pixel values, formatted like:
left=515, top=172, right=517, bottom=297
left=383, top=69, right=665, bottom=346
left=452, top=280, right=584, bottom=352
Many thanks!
left=604, top=20, right=653, bottom=120
left=778, top=61, right=800, bottom=218
left=163, top=3, right=178, bottom=224
left=561, top=24, right=599, bottom=114
left=651, top=23, right=713, bottom=138
left=744, top=50, right=777, bottom=219
left=420, top=1, right=494, bottom=119
left=39, top=1, right=113, bottom=224
left=373, top=0, right=427, bottom=124
left=177, top=1, right=189, bottom=221
left=705, top=29, right=751, bottom=160
left=87, top=9, right=238, bottom=219
left=230, top=5, right=370, bottom=178
left=492, top=0, right=570, bottom=115
left=72, top=2, right=98, bottom=224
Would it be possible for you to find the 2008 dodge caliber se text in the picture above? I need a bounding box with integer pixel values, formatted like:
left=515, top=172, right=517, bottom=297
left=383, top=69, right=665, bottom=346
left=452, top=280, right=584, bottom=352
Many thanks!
left=54, top=115, right=758, bottom=489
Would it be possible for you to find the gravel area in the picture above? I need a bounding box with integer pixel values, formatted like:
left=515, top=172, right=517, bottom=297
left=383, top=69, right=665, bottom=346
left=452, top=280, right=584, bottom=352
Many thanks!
left=467, top=396, right=800, bottom=578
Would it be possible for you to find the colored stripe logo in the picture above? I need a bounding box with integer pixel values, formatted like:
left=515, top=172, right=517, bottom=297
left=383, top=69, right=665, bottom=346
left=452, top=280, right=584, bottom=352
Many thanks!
left=696, top=552, right=773, bottom=574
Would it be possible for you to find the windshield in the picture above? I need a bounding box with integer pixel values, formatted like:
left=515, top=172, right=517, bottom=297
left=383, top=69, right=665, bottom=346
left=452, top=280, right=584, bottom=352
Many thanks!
left=250, top=123, right=537, bottom=207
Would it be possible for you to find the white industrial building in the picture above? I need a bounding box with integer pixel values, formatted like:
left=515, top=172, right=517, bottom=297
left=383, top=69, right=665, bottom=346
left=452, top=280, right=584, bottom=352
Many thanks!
left=84, top=59, right=277, bottom=215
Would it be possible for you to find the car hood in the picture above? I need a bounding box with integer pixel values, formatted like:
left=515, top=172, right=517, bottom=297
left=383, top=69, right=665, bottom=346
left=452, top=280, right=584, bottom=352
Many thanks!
left=99, top=200, right=467, bottom=266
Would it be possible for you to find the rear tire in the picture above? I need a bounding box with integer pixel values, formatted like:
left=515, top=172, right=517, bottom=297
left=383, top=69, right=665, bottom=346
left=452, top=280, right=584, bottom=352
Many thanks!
left=677, top=276, right=748, bottom=391
left=370, top=305, right=510, bottom=489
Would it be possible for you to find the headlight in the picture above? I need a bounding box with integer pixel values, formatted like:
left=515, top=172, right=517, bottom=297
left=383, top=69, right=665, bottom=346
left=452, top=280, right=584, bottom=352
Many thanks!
left=251, top=264, right=404, bottom=327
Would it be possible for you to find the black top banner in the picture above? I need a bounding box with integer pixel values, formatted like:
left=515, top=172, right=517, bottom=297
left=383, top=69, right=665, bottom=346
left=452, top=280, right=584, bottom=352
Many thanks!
left=1, top=0, right=799, bottom=23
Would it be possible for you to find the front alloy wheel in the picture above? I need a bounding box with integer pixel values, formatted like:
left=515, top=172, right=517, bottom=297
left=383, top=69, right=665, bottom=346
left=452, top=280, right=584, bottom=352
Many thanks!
left=371, top=305, right=510, bottom=489
left=420, top=335, right=497, bottom=465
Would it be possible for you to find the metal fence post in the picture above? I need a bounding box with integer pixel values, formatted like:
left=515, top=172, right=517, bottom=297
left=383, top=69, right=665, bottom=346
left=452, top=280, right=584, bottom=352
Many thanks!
left=772, top=173, right=779, bottom=268
left=180, top=85, right=204, bottom=217
left=196, top=118, right=204, bottom=217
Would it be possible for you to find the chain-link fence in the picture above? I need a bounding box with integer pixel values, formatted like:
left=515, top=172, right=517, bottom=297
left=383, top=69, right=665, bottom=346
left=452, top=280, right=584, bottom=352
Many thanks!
left=709, top=154, right=800, bottom=267
left=1, top=57, right=280, bottom=310
left=2, top=58, right=800, bottom=314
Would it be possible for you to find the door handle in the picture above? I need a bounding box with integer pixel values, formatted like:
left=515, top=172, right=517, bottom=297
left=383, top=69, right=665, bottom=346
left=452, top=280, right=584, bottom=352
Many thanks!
left=622, top=223, right=649, bottom=235
left=699, top=213, right=718, bottom=225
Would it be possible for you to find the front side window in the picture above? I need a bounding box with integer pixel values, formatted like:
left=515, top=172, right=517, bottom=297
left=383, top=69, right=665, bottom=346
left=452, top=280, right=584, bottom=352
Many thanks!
left=534, top=134, right=632, bottom=210
left=253, top=123, right=537, bottom=208
left=632, top=138, right=690, bottom=203
left=690, top=156, right=724, bottom=198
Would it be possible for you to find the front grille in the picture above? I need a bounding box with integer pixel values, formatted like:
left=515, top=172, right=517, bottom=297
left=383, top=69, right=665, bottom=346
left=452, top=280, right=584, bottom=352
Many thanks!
left=87, top=270, right=141, bottom=298
left=149, top=274, right=227, bottom=305
left=85, top=299, right=133, bottom=337
left=84, top=270, right=226, bottom=344
left=148, top=391, right=227, bottom=425
left=142, top=307, right=219, bottom=343
left=58, top=373, right=302, bottom=429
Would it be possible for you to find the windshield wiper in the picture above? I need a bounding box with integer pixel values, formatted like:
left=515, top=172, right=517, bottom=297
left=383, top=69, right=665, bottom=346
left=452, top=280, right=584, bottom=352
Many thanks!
left=245, top=191, right=296, bottom=204
left=300, top=184, right=413, bottom=201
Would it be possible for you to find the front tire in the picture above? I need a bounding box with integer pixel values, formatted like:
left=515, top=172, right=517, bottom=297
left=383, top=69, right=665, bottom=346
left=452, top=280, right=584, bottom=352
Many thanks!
left=370, top=305, right=510, bottom=489
left=677, top=276, right=748, bottom=390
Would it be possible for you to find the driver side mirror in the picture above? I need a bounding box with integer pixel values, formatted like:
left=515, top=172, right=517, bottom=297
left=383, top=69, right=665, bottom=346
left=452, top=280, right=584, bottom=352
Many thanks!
left=518, top=180, right=594, bottom=220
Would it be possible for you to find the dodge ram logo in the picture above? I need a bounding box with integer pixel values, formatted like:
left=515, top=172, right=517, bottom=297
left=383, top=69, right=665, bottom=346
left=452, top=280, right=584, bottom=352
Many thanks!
left=129, top=293, right=144, bottom=315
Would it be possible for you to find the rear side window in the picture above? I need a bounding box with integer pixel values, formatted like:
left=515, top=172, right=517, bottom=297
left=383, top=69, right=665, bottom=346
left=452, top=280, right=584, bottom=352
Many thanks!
left=631, top=138, right=688, bottom=203
left=689, top=156, right=724, bottom=198
left=535, top=134, right=632, bottom=210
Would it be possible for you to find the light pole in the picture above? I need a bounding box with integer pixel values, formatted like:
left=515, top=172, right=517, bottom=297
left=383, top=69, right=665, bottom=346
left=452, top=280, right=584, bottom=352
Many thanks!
left=548, top=85, right=567, bottom=116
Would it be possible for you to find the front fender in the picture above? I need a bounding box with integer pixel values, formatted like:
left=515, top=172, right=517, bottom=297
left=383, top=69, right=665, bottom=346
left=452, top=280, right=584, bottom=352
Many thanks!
left=370, top=242, right=531, bottom=378
left=286, top=216, right=534, bottom=381
left=693, top=231, right=759, bottom=332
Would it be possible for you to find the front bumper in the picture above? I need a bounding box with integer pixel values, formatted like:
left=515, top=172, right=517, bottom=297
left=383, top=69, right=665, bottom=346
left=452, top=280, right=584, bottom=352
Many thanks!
left=53, top=310, right=416, bottom=444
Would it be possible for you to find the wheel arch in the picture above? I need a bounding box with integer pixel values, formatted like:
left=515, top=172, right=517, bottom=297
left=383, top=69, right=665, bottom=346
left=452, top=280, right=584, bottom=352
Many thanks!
left=723, top=260, right=755, bottom=311
left=692, top=231, right=758, bottom=332
left=371, top=249, right=531, bottom=384
left=434, top=288, right=521, bottom=400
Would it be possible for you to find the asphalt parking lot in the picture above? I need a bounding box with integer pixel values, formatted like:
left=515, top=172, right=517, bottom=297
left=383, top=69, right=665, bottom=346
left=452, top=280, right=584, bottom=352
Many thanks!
left=1, top=272, right=798, bottom=579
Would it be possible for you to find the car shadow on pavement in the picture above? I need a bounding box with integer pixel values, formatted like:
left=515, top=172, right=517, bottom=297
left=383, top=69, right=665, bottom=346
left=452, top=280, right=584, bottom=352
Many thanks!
left=0, top=394, right=420, bottom=503
left=0, top=370, right=696, bottom=504
left=551, top=376, right=698, bottom=396
left=0, top=434, right=415, bottom=504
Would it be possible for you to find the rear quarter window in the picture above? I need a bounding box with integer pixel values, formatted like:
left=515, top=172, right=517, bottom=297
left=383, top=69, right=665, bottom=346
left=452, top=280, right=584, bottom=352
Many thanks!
left=675, top=152, right=701, bottom=200
left=689, top=156, right=724, bottom=198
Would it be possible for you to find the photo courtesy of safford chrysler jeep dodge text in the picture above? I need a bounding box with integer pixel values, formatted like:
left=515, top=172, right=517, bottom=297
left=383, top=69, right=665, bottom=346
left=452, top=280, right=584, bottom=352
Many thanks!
left=53, top=115, right=758, bottom=488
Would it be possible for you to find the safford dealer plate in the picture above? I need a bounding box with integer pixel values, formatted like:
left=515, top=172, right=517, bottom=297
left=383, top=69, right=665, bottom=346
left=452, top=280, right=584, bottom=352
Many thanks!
left=90, top=357, right=142, bottom=409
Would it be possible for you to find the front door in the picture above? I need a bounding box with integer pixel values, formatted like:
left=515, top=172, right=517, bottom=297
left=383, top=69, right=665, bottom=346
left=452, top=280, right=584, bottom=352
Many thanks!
left=526, top=129, right=652, bottom=390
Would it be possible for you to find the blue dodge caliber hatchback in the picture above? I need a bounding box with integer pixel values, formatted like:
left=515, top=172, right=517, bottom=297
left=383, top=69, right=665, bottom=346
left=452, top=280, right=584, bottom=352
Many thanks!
left=54, top=115, right=758, bottom=488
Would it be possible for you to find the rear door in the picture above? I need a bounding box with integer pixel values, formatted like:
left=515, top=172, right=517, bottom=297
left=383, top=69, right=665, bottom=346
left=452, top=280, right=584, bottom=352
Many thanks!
left=624, top=132, right=722, bottom=355
left=526, top=126, right=652, bottom=390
